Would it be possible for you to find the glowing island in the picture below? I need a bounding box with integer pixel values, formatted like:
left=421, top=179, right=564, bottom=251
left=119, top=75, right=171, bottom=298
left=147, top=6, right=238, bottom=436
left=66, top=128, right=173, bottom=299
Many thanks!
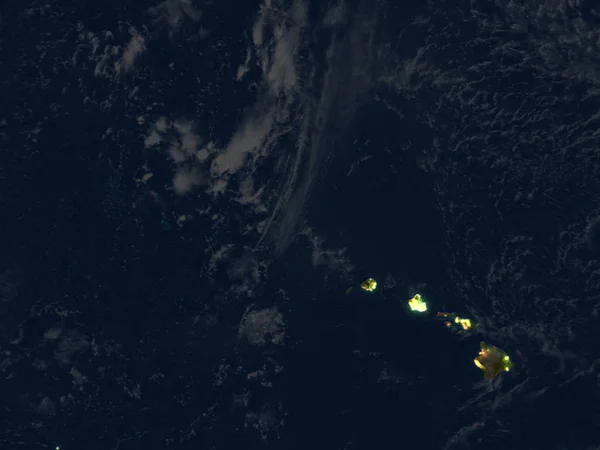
left=436, top=312, right=475, bottom=331
left=360, top=278, right=377, bottom=292
left=408, top=294, right=427, bottom=312
left=474, top=341, right=513, bottom=381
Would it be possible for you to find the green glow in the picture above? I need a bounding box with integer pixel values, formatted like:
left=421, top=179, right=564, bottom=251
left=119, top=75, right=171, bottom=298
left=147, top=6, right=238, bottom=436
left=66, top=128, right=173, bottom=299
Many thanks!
left=474, top=341, right=513, bottom=380
left=455, top=316, right=473, bottom=330
left=360, top=278, right=377, bottom=292
left=408, top=294, right=427, bottom=312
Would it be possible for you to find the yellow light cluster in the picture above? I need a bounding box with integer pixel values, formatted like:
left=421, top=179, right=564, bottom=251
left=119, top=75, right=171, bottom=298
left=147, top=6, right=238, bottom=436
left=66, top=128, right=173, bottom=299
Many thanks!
left=408, top=294, right=427, bottom=312
left=360, top=278, right=378, bottom=292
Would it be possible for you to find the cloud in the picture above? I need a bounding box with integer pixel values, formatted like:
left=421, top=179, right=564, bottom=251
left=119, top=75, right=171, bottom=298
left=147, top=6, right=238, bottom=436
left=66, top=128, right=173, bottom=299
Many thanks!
left=44, top=328, right=62, bottom=340
left=238, top=306, right=286, bottom=346
left=149, top=0, right=202, bottom=30
left=117, top=29, right=146, bottom=73
left=301, top=227, right=354, bottom=276
left=54, top=332, right=90, bottom=365
left=252, top=0, right=308, bottom=96
left=173, top=168, right=203, bottom=195
left=35, top=396, right=57, bottom=416
left=212, top=110, right=274, bottom=176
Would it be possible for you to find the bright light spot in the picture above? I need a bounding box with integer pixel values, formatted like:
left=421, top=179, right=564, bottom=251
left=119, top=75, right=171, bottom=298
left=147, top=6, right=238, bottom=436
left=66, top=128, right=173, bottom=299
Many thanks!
left=360, top=278, right=377, bottom=292
left=408, top=294, right=427, bottom=312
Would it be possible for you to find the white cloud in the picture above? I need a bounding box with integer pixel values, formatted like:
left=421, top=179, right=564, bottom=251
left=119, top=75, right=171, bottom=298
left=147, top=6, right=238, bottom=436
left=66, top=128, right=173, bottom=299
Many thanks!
left=168, top=142, right=187, bottom=163
left=251, top=0, right=307, bottom=96
left=144, top=130, right=162, bottom=148
left=118, top=28, right=146, bottom=73
left=236, top=175, right=265, bottom=207
left=149, top=0, right=202, bottom=30
left=238, top=306, right=286, bottom=346
left=173, top=168, right=202, bottom=195
left=155, top=117, right=169, bottom=131
left=301, top=227, right=354, bottom=275
left=206, top=244, right=235, bottom=274
left=174, top=119, right=200, bottom=155
left=35, top=396, right=57, bottom=416
left=212, top=111, right=274, bottom=176
left=196, top=148, right=210, bottom=162
left=44, top=328, right=62, bottom=340
left=54, top=332, right=90, bottom=365
left=267, top=34, right=297, bottom=93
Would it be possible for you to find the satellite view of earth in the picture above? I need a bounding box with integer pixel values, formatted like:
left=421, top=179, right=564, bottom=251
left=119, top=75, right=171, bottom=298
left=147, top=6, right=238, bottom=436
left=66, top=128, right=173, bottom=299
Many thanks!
left=2, top=0, right=600, bottom=448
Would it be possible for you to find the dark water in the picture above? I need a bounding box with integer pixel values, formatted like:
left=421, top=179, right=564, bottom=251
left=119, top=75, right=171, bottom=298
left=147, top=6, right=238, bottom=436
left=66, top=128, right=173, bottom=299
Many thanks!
left=279, top=102, right=482, bottom=449
left=7, top=0, right=600, bottom=448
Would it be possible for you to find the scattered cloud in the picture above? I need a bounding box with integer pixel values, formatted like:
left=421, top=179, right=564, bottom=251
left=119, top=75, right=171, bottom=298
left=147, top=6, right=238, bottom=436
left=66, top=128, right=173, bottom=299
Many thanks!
left=244, top=402, right=285, bottom=441
left=44, top=328, right=62, bottom=340
left=142, top=116, right=210, bottom=195
left=35, top=396, right=57, bottom=416
left=172, top=168, right=203, bottom=195
left=54, top=332, right=90, bottom=365
left=148, top=0, right=202, bottom=31
left=206, top=244, right=235, bottom=275
left=0, top=269, right=19, bottom=302
left=300, top=227, right=354, bottom=276
left=211, top=109, right=274, bottom=177
left=238, top=306, right=286, bottom=346
left=117, top=29, right=146, bottom=73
